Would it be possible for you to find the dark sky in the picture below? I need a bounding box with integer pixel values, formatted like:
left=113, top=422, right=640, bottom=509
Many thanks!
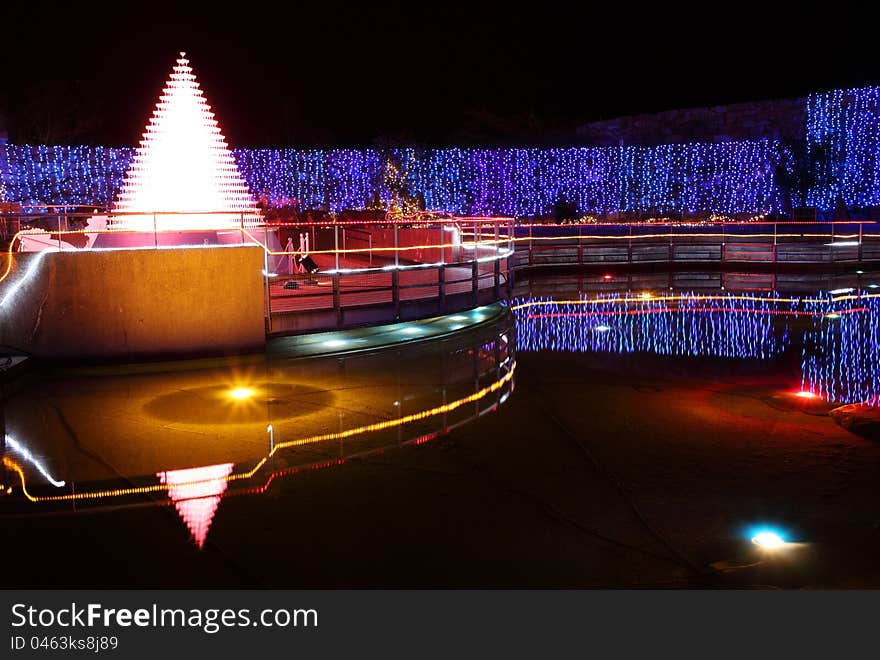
left=4, top=0, right=877, bottom=147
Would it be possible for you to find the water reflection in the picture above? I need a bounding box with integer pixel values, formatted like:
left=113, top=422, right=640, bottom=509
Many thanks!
left=514, top=294, right=793, bottom=359
left=801, top=295, right=880, bottom=404
left=514, top=290, right=880, bottom=407
left=1, top=313, right=515, bottom=548
left=158, top=464, right=233, bottom=549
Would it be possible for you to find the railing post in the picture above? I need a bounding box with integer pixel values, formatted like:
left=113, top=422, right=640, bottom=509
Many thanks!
left=494, top=255, right=501, bottom=299
left=334, top=223, right=340, bottom=272
left=240, top=212, right=245, bottom=244
left=264, top=224, right=272, bottom=334
left=392, top=269, right=400, bottom=320
left=528, top=223, right=533, bottom=266
left=394, top=222, right=399, bottom=269
left=438, top=264, right=446, bottom=309
left=773, top=222, right=778, bottom=262
left=627, top=223, right=633, bottom=263
left=830, top=221, right=835, bottom=263
left=858, top=223, right=864, bottom=262
left=472, top=250, right=479, bottom=307
left=332, top=273, right=342, bottom=327
left=153, top=213, right=158, bottom=248
left=577, top=224, right=583, bottom=264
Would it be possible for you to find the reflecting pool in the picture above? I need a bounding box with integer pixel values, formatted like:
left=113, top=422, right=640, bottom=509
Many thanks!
left=513, top=289, right=880, bottom=405
left=3, top=275, right=880, bottom=588
left=1, top=308, right=515, bottom=549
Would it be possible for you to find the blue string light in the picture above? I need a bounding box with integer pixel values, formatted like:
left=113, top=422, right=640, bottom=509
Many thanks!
left=1, top=85, right=879, bottom=215
left=1, top=143, right=785, bottom=215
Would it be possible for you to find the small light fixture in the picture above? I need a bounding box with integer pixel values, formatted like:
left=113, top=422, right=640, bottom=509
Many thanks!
left=229, top=387, right=254, bottom=400
left=751, top=531, right=786, bottom=549
left=795, top=390, right=818, bottom=399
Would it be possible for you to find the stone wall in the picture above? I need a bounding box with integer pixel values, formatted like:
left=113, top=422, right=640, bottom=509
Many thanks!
left=576, top=97, right=806, bottom=146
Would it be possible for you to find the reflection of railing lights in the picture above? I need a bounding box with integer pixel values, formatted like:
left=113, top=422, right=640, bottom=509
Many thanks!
left=4, top=435, right=66, bottom=487
left=5, top=363, right=516, bottom=504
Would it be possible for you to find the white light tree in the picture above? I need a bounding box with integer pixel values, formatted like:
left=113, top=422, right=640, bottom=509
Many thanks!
left=113, top=53, right=261, bottom=231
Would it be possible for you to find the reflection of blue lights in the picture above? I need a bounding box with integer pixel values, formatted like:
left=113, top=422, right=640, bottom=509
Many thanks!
left=513, top=294, right=792, bottom=359
left=5, top=435, right=66, bottom=487
left=514, top=293, right=880, bottom=406
left=801, top=296, right=880, bottom=405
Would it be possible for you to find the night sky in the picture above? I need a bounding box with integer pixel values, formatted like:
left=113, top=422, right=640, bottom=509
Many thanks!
left=4, top=1, right=876, bottom=147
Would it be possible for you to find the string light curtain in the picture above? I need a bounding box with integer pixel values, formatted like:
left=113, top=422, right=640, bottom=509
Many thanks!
left=3, top=85, right=880, bottom=216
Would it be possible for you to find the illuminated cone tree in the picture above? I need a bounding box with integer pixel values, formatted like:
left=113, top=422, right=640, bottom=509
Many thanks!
left=113, top=53, right=260, bottom=231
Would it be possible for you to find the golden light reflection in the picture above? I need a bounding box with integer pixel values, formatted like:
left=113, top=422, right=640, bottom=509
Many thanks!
left=4, top=361, right=516, bottom=504
left=228, top=387, right=255, bottom=400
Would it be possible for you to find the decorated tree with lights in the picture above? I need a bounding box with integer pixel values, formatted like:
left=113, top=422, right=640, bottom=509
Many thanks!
left=381, top=150, right=425, bottom=217
left=112, top=53, right=260, bottom=231
left=774, top=137, right=835, bottom=218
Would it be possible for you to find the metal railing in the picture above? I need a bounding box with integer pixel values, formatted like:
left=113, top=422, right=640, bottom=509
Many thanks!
left=0, top=211, right=516, bottom=336
left=259, top=216, right=515, bottom=335
left=511, top=221, right=880, bottom=269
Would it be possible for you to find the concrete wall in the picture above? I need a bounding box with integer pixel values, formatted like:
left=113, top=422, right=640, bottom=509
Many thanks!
left=0, top=246, right=265, bottom=360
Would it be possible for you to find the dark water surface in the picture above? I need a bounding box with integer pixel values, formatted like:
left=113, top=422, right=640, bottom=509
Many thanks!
left=2, top=274, right=880, bottom=587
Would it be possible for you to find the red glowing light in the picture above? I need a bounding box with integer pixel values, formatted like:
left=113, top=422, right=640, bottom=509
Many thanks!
left=794, top=390, right=818, bottom=399
left=158, top=463, right=234, bottom=548
left=603, top=274, right=613, bottom=280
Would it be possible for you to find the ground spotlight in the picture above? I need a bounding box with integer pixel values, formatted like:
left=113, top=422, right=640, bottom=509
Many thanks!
left=751, top=531, right=786, bottom=549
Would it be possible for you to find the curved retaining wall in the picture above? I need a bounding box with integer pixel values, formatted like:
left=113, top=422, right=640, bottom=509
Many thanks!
left=0, top=246, right=265, bottom=361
